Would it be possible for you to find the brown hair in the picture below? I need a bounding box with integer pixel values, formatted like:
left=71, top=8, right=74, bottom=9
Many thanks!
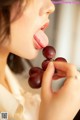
left=0, top=0, right=25, bottom=44
left=0, top=0, right=33, bottom=74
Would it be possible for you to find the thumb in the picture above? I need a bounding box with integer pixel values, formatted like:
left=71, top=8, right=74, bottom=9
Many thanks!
left=41, top=62, right=55, bottom=100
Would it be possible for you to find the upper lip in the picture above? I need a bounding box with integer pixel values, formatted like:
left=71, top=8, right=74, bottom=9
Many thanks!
left=40, top=20, right=49, bottom=31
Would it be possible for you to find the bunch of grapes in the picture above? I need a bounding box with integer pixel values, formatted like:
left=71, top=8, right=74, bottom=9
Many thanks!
left=28, top=46, right=67, bottom=89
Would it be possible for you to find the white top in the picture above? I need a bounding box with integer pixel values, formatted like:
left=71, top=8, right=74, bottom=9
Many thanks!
left=0, top=65, right=41, bottom=120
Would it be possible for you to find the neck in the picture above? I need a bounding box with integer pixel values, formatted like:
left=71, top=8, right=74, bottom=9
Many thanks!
left=0, top=47, right=10, bottom=90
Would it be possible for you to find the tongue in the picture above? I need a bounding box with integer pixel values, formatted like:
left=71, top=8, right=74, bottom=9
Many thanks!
left=34, top=30, right=49, bottom=48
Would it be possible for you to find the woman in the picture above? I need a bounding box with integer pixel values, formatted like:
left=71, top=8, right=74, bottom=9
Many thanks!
left=0, top=0, right=80, bottom=120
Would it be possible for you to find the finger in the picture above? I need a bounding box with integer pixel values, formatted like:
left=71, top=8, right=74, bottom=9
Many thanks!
left=54, top=70, right=66, bottom=77
left=52, top=70, right=66, bottom=80
left=66, top=71, right=80, bottom=85
left=41, top=62, right=55, bottom=100
left=54, top=62, right=77, bottom=77
left=55, top=70, right=66, bottom=76
left=59, top=70, right=80, bottom=100
left=52, top=75, right=65, bottom=80
left=53, top=62, right=80, bottom=92
left=60, top=72, right=80, bottom=101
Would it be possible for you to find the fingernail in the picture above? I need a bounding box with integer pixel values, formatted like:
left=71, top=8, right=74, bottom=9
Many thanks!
left=47, top=61, right=53, bottom=69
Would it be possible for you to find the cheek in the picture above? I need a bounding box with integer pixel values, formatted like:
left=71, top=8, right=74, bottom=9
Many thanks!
left=10, top=15, right=38, bottom=59
left=11, top=14, right=33, bottom=43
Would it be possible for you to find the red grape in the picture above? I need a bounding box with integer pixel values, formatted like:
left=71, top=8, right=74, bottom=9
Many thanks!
left=42, top=59, right=50, bottom=71
left=55, top=57, right=67, bottom=62
left=42, top=46, right=56, bottom=59
left=54, top=57, right=67, bottom=75
left=29, top=67, right=43, bottom=76
left=28, top=72, right=43, bottom=88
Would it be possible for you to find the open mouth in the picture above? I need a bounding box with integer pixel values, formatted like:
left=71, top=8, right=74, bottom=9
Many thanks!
left=40, top=22, right=49, bottom=31
left=33, top=22, right=49, bottom=50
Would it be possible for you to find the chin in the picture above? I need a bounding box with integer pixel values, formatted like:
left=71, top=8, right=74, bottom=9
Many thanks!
left=28, top=53, right=38, bottom=60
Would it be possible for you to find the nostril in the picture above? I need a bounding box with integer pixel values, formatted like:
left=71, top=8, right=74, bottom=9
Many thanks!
left=47, top=7, right=55, bottom=14
left=39, top=1, right=55, bottom=16
left=47, top=2, right=55, bottom=14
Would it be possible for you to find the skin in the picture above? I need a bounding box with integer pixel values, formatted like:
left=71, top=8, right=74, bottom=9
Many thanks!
left=0, top=0, right=80, bottom=120
left=39, top=62, right=80, bottom=120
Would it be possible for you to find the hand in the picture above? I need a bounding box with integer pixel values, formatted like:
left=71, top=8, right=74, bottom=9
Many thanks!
left=39, top=62, right=80, bottom=120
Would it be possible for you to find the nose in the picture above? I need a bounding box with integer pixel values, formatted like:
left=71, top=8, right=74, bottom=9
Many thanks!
left=39, top=1, right=55, bottom=16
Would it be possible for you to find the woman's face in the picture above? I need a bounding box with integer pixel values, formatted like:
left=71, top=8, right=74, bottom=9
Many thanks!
left=10, top=0, right=55, bottom=59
